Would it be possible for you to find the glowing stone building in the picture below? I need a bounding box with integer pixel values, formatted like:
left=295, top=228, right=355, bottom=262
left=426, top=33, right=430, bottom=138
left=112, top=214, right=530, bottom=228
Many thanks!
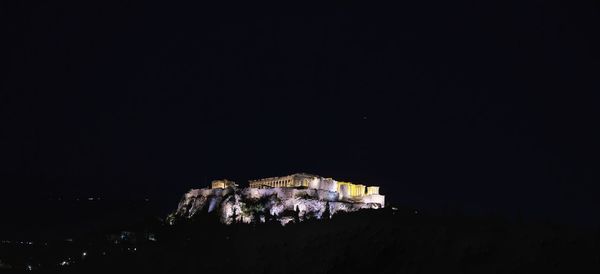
left=211, top=179, right=238, bottom=189
left=248, top=173, right=385, bottom=206
left=171, top=173, right=385, bottom=225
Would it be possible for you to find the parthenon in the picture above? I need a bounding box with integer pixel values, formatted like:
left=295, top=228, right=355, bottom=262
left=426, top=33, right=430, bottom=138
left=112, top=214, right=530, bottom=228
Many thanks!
left=248, top=173, right=323, bottom=188
left=246, top=173, right=384, bottom=205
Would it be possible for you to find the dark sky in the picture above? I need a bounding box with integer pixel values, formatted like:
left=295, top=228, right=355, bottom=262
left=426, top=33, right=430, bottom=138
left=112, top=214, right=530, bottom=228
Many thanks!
left=2, top=1, right=599, bottom=224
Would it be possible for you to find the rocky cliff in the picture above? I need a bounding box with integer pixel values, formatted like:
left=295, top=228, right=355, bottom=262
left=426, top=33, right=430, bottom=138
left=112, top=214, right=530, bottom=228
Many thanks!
left=170, top=187, right=382, bottom=225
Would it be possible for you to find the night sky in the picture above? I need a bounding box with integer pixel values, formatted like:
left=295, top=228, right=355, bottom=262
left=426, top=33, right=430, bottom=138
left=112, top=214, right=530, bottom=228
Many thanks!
left=2, top=1, right=599, bottom=224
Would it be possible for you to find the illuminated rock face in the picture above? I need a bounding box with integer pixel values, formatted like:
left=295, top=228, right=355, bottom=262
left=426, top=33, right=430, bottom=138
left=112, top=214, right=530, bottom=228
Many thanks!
left=171, top=174, right=385, bottom=225
left=172, top=186, right=383, bottom=225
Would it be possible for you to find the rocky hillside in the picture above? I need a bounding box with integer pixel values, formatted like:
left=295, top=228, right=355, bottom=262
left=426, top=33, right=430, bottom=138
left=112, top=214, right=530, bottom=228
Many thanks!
left=170, top=186, right=382, bottom=225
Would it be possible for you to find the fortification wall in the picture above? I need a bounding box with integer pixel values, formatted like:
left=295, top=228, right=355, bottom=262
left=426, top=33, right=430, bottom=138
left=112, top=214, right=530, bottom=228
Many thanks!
left=339, top=184, right=350, bottom=199
left=318, top=179, right=337, bottom=192
left=307, top=178, right=320, bottom=189
left=360, top=194, right=385, bottom=207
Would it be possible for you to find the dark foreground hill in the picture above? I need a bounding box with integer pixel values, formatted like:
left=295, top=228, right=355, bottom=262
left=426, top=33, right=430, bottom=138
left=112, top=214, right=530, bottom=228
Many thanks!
left=2, top=207, right=599, bottom=273
left=49, top=207, right=600, bottom=274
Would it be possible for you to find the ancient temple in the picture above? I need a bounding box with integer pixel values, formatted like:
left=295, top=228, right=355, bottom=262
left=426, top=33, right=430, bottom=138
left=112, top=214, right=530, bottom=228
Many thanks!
left=211, top=179, right=238, bottom=189
left=247, top=173, right=384, bottom=205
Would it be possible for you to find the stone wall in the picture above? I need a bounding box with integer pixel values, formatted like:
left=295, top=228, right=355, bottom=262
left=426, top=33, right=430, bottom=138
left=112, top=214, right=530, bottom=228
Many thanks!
left=361, top=194, right=385, bottom=206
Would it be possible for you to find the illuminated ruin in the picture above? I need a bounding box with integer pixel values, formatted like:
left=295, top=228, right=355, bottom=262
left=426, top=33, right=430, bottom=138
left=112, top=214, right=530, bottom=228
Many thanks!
left=246, top=173, right=384, bottom=205
left=210, top=179, right=238, bottom=189
left=172, top=173, right=385, bottom=225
